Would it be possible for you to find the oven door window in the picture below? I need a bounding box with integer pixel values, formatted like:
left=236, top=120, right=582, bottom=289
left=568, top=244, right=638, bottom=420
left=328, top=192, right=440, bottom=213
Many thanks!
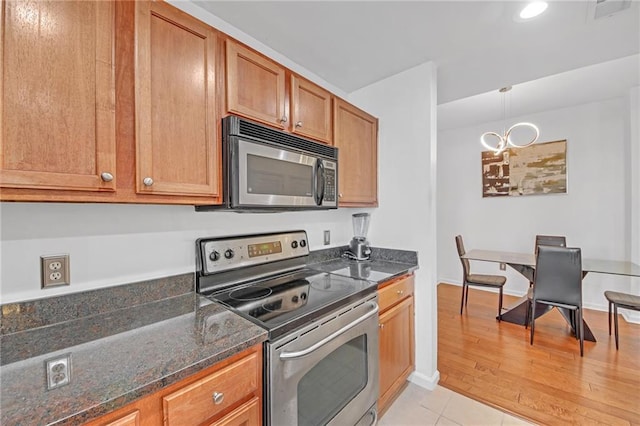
left=237, top=139, right=318, bottom=207
left=297, top=335, right=368, bottom=426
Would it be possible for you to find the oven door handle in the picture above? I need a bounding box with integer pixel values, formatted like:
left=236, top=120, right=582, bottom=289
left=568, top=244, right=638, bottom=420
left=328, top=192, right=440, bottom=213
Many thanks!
left=279, top=302, right=379, bottom=360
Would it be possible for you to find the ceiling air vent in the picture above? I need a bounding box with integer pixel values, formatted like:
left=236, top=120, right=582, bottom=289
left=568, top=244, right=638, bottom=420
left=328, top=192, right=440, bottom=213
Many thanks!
left=589, top=0, right=632, bottom=20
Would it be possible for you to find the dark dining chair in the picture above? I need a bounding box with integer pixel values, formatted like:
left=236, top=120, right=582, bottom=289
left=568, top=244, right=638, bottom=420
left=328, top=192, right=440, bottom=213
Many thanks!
left=604, top=291, right=640, bottom=350
left=455, top=235, right=506, bottom=320
left=534, top=235, right=566, bottom=253
left=529, top=235, right=567, bottom=288
left=529, top=245, right=584, bottom=356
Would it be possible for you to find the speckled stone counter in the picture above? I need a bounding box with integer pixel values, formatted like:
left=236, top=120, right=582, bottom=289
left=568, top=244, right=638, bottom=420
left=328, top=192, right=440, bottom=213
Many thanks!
left=0, top=273, right=267, bottom=426
left=308, top=246, right=419, bottom=283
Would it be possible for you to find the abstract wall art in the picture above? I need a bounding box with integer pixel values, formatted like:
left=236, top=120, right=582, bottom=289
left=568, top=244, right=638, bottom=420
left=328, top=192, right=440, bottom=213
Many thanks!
left=482, top=140, right=567, bottom=198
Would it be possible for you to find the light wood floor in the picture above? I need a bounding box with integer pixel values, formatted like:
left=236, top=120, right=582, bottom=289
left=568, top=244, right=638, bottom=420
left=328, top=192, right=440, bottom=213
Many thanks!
left=437, top=283, right=640, bottom=426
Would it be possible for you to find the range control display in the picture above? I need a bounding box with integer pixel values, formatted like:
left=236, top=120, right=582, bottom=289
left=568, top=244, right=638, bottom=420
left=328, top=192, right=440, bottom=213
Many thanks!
left=248, top=241, right=282, bottom=258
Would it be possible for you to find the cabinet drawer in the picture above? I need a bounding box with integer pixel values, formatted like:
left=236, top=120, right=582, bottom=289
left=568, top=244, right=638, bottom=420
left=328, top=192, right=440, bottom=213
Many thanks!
left=102, top=411, right=140, bottom=426
left=378, top=275, right=414, bottom=312
left=163, top=352, right=259, bottom=425
left=208, top=396, right=260, bottom=426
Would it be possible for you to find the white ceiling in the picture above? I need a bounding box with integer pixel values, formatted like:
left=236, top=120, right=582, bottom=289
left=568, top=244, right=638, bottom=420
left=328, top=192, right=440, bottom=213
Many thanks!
left=191, top=0, right=639, bottom=127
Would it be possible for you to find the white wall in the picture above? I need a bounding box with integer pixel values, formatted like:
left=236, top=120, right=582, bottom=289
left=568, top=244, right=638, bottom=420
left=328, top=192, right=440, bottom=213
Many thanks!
left=349, top=62, right=439, bottom=389
left=627, top=86, right=640, bottom=322
left=437, top=95, right=637, bottom=313
left=0, top=204, right=357, bottom=303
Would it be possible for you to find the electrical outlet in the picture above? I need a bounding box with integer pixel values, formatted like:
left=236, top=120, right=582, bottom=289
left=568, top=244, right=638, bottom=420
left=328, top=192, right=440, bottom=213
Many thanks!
left=45, top=354, right=71, bottom=390
left=41, top=255, right=70, bottom=288
left=324, top=230, right=331, bottom=245
left=500, top=263, right=506, bottom=271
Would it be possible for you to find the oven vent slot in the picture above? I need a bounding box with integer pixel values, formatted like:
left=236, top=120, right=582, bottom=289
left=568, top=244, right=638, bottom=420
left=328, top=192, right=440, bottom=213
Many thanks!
left=300, top=324, right=320, bottom=338
left=353, top=300, right=366, bottom=309
left=275, top=335, right=299, bottom=351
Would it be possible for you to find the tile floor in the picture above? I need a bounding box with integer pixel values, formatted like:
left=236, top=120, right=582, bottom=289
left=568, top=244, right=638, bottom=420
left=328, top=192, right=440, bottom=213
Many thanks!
left=379, top=383, right=533, bottom=426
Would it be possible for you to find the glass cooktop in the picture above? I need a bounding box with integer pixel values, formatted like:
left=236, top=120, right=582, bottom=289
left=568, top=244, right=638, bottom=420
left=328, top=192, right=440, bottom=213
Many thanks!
left=327, top=266, right=395, bottom=282
left=205, top=268, right=375, bottom=339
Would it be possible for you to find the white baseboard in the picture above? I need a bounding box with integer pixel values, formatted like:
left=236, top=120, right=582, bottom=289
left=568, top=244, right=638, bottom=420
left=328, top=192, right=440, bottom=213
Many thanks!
left=622, top=310, right=640, bottom=324
left=408, top=370, right=440, bottom=391
left=438, top=281, right=640, bottom=323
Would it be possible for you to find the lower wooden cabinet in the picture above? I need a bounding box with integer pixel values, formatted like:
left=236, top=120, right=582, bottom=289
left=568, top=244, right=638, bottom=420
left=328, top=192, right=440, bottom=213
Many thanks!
left=163, top=349, right=259, bottom=425
left=208, top=397, right=260, bottom=426
left=84, top=344, right=262, bottom=426
left=102, top=411, right=140, bottom=426
left=378, top=274, right=415, bottom=415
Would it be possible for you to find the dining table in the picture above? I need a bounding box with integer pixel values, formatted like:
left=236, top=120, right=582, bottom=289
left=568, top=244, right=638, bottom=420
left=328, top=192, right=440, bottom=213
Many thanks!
left=461, top=249, right=640, bottom=342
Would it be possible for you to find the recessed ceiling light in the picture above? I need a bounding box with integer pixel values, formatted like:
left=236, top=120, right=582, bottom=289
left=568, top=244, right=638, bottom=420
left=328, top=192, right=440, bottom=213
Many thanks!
left=519, top=1, right=548, bottom=20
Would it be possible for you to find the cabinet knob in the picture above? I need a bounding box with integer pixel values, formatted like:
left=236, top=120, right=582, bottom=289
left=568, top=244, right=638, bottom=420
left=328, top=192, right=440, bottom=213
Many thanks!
left=143, top=177, right=154, bottom=186
left=339, top=193, right=343, bottom=198
left=378, top=323, right=384, bottom=329
left=280, top=116, right=288, bottom=123
left=295, top=121, right=303, bottom=128
left=397, top=290, right=404, bottom=296
left=212, top=391, right=224, bottom=405
left=100, top=172, right=114, bottom=182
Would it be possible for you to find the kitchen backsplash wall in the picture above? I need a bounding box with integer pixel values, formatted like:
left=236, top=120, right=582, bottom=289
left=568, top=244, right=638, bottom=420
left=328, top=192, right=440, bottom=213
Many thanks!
left=0, top=204, right=361, bottom=303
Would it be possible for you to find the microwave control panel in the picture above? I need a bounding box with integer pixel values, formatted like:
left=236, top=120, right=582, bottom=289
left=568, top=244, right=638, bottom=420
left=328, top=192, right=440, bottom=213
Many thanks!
left=323, top=161, right=337, bottom=204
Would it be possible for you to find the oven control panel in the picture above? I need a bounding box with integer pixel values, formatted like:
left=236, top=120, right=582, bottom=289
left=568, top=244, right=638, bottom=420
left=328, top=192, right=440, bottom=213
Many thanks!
left=198, top=231, right=309, bottom=275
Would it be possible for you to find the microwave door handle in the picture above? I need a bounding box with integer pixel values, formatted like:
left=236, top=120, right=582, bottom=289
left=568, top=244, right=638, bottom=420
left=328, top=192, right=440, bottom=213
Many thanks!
left=315, top=159, right=326, bottom=206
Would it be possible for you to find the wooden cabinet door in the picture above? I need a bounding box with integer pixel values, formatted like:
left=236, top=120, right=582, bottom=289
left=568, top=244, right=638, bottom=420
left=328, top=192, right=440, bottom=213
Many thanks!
left=333, top=99, right=378, bottom=206
left=290, top=75, right=332, bottom=144
left=135, top=1, right=219, bottom=197
left=378, top=295, right=415, bottom=412
left=226, top=41, right=286, bottom=128
left=0, top=1, right=116, bottom=192
left=208, top=397, right=260, bottom=426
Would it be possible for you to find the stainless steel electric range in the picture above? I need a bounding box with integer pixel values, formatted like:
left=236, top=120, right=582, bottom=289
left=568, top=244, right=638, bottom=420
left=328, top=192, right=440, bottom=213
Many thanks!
left=196, top=231, right=379, bottom=426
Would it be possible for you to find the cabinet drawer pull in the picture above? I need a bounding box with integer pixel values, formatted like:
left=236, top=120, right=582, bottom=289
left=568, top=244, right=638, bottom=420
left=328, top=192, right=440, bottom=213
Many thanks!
left=295, top=121, right=303, bottom=128
left=212, top=391, right=224, bottom=405
left=280, top=116, right=288, bottom=123
left=143, top=177, right=154, bottom=186
left=100, top=172, right=114, bottom=182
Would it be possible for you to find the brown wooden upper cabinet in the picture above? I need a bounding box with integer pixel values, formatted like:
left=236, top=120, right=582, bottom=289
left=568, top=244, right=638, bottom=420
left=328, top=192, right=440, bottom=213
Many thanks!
left=225, top=40, right=333, bottom=145
left=0, top=1, right=116, bottom=193
left=290, top=75, right=333, bottom=144
left=333, top=99, right=379, bottom=206
left=226, top=41, right=287, bottom=129
left=135, top=1, right=220, bottom=198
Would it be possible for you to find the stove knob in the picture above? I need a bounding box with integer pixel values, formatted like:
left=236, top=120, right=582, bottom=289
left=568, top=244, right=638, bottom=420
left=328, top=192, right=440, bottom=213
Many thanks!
left=300, top=292, right=307, bottom=301
left=224, top=249, right=235, bottom=259
left=291, top=295, right=299, bottom=303
left=291, top=241, right=298, bottom=249
left=299, top=239, right=307, bottom=248
left=209, top=251, right=220, bottom=261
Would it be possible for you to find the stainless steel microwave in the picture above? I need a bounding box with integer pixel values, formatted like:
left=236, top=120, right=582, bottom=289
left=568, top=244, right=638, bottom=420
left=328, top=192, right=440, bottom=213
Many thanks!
left=197, top=115, right=338, bottom=211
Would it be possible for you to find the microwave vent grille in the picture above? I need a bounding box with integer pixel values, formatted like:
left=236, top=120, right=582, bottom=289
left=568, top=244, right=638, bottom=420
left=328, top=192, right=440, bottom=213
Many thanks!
left=236, top=119, right=338, bottom=160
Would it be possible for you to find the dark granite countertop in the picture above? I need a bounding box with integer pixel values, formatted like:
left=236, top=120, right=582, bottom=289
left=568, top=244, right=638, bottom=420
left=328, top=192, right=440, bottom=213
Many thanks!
left=307, top=246, right=419, bottom=283
left=0, top=274, right=267, bottom=426
left=0, top=246, right=417, bottom=426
